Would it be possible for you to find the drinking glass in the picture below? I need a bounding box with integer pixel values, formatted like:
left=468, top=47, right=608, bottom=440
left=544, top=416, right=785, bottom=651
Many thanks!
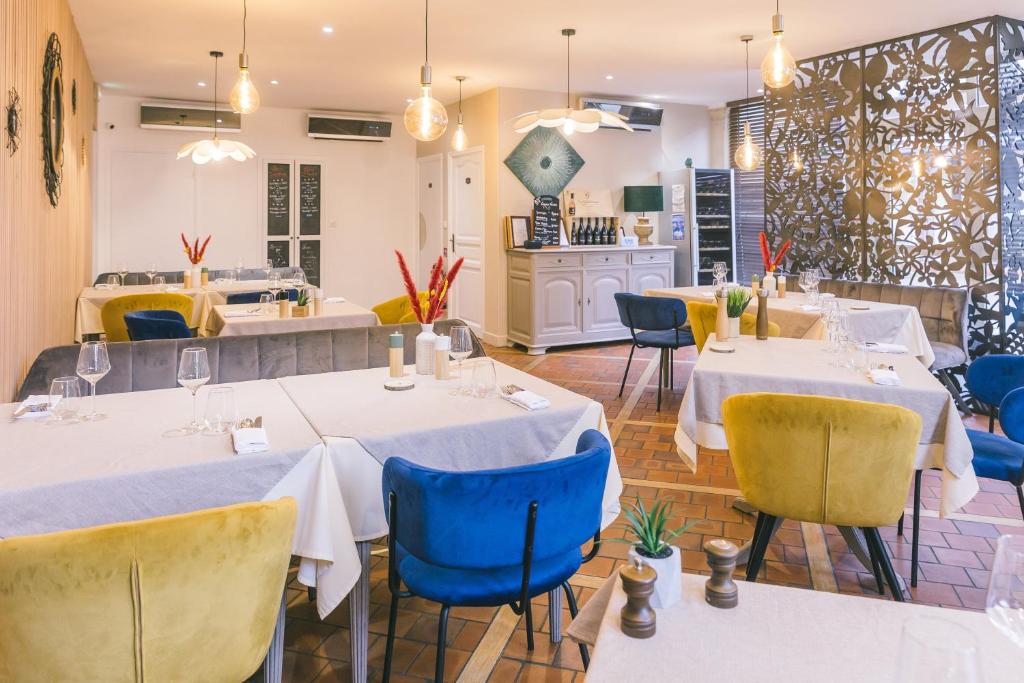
left=292, top=271, right=306, bottom=288
left=851, top=341, right=871, bottom=375
left=267, top=273, right=282, bottom=307
left=712, top=261, right=728, bottom=279
left=145, top=263, right=157, bottom=285
left=203, top=386, right=237, bottom=435
left=117, top=263, right=129, bottom=287
left=177, top=347, right=211, bottom=433
left=235, top=258, right=244, bottom=280
left=470, top=358, right=498, bottom=398
left=448, top=325, right=474, bottom=393
left=894, top=617, right=982, bottom=683
left=48, top=377, right=81, bottom=424
left=106, top=274, right=121, bottom=289
left=76, top=341, right=110, bottom=421
left=153, top=275, right=167, bottom=291
left=264, top=259, right=273, bottom=280
left=259, top=293, right=274, bottom=314
left=986, top=534, right=1024, bottom=648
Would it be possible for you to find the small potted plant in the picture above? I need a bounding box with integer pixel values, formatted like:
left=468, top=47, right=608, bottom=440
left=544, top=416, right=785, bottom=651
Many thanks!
left=726, top=287, right=752, bottom=337
left=294, top=288, right=311, bottom=317
left=614, top=497, right=695, bottom=609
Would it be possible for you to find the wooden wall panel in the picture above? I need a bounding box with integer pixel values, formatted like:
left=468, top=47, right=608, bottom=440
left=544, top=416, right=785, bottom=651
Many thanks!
left=0, top=0, right=95, bottom=400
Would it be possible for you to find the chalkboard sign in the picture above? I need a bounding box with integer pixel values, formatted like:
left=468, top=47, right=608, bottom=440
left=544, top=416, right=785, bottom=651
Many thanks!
left=531, top=195, right=562, bottom=246
left=267, top=163, right=291, bottom=236
left=266, top=240, right=290, bottom=269
left=299, top=240, right=321, bottom=287
left=299, top=164, right=321, bottom=235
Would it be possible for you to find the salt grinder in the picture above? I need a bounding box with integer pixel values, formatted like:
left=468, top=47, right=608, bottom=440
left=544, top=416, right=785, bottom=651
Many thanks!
left=704, top=538, right=740, bottom=608
left=619, top=558, right=657, bottom=638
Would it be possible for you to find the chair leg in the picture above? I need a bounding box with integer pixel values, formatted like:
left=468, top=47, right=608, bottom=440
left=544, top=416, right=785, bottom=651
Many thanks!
left=1017, top=485, right=1024, bottom=521
left=745, top=512, right=777, bottom=582
left=656, top=350, right=664, bottom=412
left=307, top=585, right=316, bottom=603
left=911, top=470, right=922, bottom=588
left=562, top=582, right=589, bottom=670
left=989, top=411, right=995, bottom=433
left=864, top=527, right=904, bottom=602
left=435, top=605, right=450, bottom=683
left=670, top=348, right=675, bottom=390
left=618, top=344, right=635, bottom=398
left=896, top=512, right=904, bottom=538
left=865, top=534, right=885, bottom=595
left=382, top=593, right=400, bottom=683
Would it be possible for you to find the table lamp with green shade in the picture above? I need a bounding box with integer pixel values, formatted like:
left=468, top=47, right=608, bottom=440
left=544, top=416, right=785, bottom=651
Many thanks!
left=623, top=185, right=663, bottom=246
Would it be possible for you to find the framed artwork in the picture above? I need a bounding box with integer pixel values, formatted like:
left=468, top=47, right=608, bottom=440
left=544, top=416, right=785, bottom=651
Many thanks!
left=505, top=215, right=531, bottom=248
left=503, top=127, right=584, bottom=197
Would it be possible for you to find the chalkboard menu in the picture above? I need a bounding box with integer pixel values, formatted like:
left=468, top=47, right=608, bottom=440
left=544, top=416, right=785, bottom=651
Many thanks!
left=532, top=195, right=562, bottom=246
left=266, top=240, right=290, bottom=269
left=299, top=240, right=321, bottom=287
left=299, top=164, right=321, bottom=235
left=267, top=163, right=290, bottom=236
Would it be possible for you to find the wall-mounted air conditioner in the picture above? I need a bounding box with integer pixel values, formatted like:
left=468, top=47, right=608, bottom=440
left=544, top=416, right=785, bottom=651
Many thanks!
left=307, top=113, right=392, bottom=141
left=579, top=97, right=663, bottom=131
left=139, top=102, right=242, bottom=132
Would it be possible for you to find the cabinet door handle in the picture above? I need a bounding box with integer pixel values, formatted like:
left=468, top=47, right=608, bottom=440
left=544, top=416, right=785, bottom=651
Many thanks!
left=577, top=299, right=582, bottom=308
left=586, top=297, right=591, bottom=306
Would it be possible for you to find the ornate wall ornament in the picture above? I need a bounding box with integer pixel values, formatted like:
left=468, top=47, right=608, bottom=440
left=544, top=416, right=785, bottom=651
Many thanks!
left=71, top=79, right=77, bottom=115
left=41, top=32, right=64, bottom=208
left=5, top=88, right=20, bottom=156
left=504, top=126, right=584, bottom=198
left=765, top=16, right=1024, bottom=357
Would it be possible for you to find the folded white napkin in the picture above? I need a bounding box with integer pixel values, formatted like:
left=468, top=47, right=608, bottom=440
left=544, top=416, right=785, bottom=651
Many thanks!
left=165, top=285, right=181, bottom=292
left=224, top=310, right=261, bottom=318
left=869, top=368, right=901, bottom=386
left=14, top=395, right=57, bottom=418
left=800, top=304, right=821, bottom=312
left=95, top=283, right=116, bottom=291
left=324, top=296, right=346, bottom=304
left=232, top=427, right=269, bottom=454
left=700, top=292, right=715, bottom=298
left=504, top=390, right=550, bottom=411
left=861, top=342, right=908, bottom=354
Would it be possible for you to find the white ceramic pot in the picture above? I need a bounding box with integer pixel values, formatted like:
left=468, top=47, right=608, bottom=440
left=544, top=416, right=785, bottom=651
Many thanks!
left=415, top=323, right=437, bottom=375
left=628, top=545, right=682, bottom=609
left=191, top=266, right=202, bottom=289
left=728, top=316, right=741, bottom=338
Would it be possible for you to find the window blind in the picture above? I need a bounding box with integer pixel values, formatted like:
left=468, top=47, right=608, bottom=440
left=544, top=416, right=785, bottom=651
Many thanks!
left=728, top=98, right=765, bottom=283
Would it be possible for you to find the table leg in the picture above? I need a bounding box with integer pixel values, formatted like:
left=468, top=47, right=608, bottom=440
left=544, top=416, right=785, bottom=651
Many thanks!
left=262, top=590, right=286, bottom=683
left=548, top=588, right=562, bottom=643
left=349, top=541, right=371, bottom=683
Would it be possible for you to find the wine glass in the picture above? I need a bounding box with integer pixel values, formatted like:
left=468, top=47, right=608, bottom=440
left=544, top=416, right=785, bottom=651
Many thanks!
left=145, top=263, right=157, bottom=285
left=264, top=259, right=273, bottom=280
left=267, top=272, right=282, bottom=308
left=449, top=325, right=473, bottom=393
left=76, top=341, right=110, bottom=421
left=798, top=271, right=811, bottom=295
left=177, top=347, right=211, bottom=433
left=894, top=617, right=982, bottom=682
left=117, top=263, right=129, bottom=287
left=987, top=534, right=1024, bottom=648
left=203, top=386, right=237, bottom=435
left=235, top=258, right=244, bottom=281
left=48, top=377, right=81, bottom=424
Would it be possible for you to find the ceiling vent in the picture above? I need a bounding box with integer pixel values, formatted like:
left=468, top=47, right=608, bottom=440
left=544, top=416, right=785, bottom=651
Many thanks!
left=579, top=97, right=663, bottom=131
left=139, top=102, right=241, bottom=132
left=307, top=113, right=392, bottom=141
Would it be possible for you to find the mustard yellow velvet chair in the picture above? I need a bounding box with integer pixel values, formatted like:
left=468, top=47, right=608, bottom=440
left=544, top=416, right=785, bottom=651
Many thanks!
left=372, top=292, right=431, bottom=325
left=722, top=393, right=921, bottom=601
left=101, top=292, right=194, bottom=342
left=0, top=498, right=297, bottom=682
left=685, top=300, right=780, bottom=352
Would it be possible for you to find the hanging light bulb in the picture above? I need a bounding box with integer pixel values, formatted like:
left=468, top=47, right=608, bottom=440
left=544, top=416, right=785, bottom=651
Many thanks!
left=760, top=1, right=797, bottom=89
left=734, top=36, right=763, bottom=172
left=451, top=75, right=468, bottom=151
left=911, top=155, right=924, bottom=176
left=791, top=149, right=804, bottom=173
left=178, top=51, right=256, bottom=164
left=229, top=0, right=260, bottom=114
left=404, top=0, right=447, bottom=141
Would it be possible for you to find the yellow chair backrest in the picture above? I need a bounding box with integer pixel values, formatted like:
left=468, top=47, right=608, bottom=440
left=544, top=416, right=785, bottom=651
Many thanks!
left=0, top=498, right=296, bottom=682
left=685, top=300, right=780, bottom=352
left=722, top=393, right=921, bottom=528
left=101, top=293, right=195, bottom=342
left=372, top=292, right=430, bottom=325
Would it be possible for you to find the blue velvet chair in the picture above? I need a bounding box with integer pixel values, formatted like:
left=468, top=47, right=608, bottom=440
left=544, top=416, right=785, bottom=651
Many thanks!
left=613, top=293, right=695, bottom=411
left=967, top=387, right=1024, bottom=519
left=380, top=430, right=611, bottom=683
left=225, top=289, right=297, bottom=305
left=967, top=354, right=1024, bottom=432
left=123, top=310, right=194, bottom=341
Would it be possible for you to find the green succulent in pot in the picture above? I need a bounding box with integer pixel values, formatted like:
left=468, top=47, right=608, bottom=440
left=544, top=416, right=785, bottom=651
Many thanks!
left=726, top=287, right=752, bottom=318
left=613, top=496, right=696, bottom=559
left=296, top=288, right=310, bottom=307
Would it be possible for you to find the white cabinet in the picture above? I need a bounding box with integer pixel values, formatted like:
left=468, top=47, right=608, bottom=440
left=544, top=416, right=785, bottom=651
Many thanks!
left=507, top=246, right=674, bottom=354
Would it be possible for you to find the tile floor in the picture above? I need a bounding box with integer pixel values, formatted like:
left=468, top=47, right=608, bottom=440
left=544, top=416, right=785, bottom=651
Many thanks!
left=272, top=341, right=1023, bottom=682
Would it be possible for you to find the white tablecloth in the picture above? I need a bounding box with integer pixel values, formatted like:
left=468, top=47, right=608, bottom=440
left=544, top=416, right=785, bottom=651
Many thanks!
left=645, top=286, right=936, bottom=367
left=205, top=301, right=379, bottom=337
left=584, top=573, right=1020, bottom=682
left=676, top=335, right=976, bottom=516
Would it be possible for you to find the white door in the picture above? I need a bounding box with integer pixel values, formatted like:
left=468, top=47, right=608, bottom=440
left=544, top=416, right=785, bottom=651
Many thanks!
left=417, top=155, right=444, bottom=281
left=448, top=148, right=485, bottom=333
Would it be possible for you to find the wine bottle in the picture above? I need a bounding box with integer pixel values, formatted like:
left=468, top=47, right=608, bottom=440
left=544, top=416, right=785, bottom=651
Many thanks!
left=601, top=218, right=609, bottom=245
left=568, top=192, right=576, bottom=217
left=570, top=218, right=577, bottom=245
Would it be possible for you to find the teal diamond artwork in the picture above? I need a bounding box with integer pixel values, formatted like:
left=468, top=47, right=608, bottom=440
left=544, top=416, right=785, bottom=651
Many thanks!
left=504, top=127, right=584, bottom=198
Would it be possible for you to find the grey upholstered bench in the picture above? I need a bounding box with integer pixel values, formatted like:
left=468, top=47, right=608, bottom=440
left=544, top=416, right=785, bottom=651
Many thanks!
left=16, top=319, right=483, bottom=402
left=93, top=266, right=306, bottom=287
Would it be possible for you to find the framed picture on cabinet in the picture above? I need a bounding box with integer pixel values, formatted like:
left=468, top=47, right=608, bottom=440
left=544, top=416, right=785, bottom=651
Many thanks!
left=505, top=215, right=531, bottom=249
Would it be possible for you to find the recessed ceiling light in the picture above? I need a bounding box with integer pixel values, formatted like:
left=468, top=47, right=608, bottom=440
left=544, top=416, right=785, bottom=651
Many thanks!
left=197, top=81, right=206, bottom=87
left=322, top=25, right=334, bottom=34
left=757, top=88, right=764, bottom=94
left=216, top=118, right=223, bottom=123
left=406, top=98, right=413, bottom=103
left=270, top=80, right=279, bottom=85
left=605, top=74, right=614, bottom=80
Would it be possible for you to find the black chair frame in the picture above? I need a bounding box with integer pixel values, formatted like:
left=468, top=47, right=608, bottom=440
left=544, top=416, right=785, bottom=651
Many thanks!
left=617, top=301, right=686, bottom=412
left=382, top=491, right=600, bottom=683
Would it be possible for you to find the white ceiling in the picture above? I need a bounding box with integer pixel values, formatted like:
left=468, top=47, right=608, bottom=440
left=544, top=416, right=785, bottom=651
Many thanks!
left=70, top=0, right=1023, bottom=113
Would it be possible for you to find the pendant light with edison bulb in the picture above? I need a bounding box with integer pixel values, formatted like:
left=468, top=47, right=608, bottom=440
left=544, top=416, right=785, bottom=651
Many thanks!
left=451, top=76, right=468, bottom=151
left=404, top=0, right=447, bottom=141
left=761, top=0, right=797, bottom=89
left=229, top=0, right=260, bottom=114
left=735, top=36, right=763, bottom=172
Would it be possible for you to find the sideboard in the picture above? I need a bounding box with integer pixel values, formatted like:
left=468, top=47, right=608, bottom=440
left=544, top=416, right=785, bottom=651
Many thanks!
left=507, top=245, right=675, bottom=354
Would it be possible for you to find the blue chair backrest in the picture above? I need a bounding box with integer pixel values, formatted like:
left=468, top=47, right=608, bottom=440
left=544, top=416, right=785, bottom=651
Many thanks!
left=226, top=291, right=266, bottom=305
left=613, top=293, right=687, bottom=331
left=967, top=355, right=1024, bottom=408
left=124, top=310, right=193, bottom=341
left=999, top=387, right=1024, bottom=444
left=382, top=430, right=611, bottom=570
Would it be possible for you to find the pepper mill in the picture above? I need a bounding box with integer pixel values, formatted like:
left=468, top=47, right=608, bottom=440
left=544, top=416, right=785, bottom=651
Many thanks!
left=714, top=287, right=730, bottom=341
left=755, top=288, right=769, bottom=340
left=703, top=538, right=740, bottom=608
left=619, top=558, right=657, bottom=639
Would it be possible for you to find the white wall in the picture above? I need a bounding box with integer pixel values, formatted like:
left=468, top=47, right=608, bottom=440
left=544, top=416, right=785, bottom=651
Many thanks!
left=95, top=94, right=418, bottom=307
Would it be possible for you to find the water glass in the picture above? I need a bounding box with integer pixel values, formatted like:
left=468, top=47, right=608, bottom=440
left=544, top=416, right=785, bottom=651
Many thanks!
left=48, top=377, right=82, bottom=424
left=177, top=347, right=211, bottom=433
left=851, top=341, right=871, bottom=375
left=894, top=617, right=982, bottom=682
left=76, top=341, right=111, bottom=421
left=106, top=274, right=121, bottom=289
left=153, top=275, right=167, bottom=291
left=986, top=534, right=1024, bottom=648
left=235, top=258, right=244, bottom=280
left=259, top=293, right=274, bottom=314
left=264, top=259, right=273, bottom=280
left=470, top=359, right=498, bottom=398
left=203, top=386, right=237, bottom=435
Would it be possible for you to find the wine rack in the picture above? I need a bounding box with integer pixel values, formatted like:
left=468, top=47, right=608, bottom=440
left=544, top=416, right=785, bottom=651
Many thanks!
left=690, top=169, right=736, bottom=285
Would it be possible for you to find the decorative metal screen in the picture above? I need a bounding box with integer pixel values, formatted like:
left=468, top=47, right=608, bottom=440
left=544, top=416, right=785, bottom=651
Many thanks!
left=764, top=15, right=1024, bottom=357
